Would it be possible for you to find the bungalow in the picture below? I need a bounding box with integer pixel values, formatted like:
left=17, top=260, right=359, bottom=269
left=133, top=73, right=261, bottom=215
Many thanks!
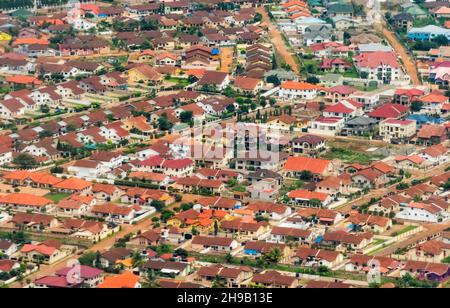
left=19, top=240, right=66, bottom=265
left=197, top=71, right=230, bottom=91
left=220, top=219, right=269, bottom=241
left=90, top=203, right=136, bottom=224
left=345, top=254, right=401, bottom=276
left=251, top=270, right=298, bottom=288
left=269, top=227, right=314, bottom=245
left=0, top=193, right=54, bottom=213
left=420, top=143, right=448, bottom=166
left=287, top=190, right=332, bottom=208
left=53, top=178, right=92, bottom=194
left=401, top=261, right=450, bottom=282
left=322, top=100, right=363, bottom=119
left=296, top=208, right=343, bottom=225
left=244, top=241, right=292, bottom=263
left=54, top=265, right=104, bottom=288
left=345, top=212, right=392, bottom=233
left=141, top=260, right=191, bottom=278
left=0, top=240, right=18, bottom=257
left=245, top=202, right=292, bottom=221
left=293, top=247, right=344, bottom=268
left=98, top=271, right=141, bottom=288
left=190, top=236, right=239, bottom=253
left=417, top=125, right=447, bottom=146
left=196, top=265, right=253, bottom=288
left=99, top=248, right=133, bottom=269
left=396, top=202, right=449, bottom=223
left=320, top=230, right=373, bottom=252
left=283, top=156, right=333, bottom=180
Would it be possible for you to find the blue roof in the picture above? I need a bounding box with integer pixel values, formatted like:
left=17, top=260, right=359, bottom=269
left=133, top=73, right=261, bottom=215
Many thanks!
left=407, top=114, right=444, bottom=124
left=211, top=48, right=220, bottom=55
left=315, top=236, right=323, bottom=243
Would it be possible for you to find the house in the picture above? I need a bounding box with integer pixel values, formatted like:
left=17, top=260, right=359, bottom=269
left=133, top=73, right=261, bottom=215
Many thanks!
left=127, top=64, right=162, bottom=85
left=320, top=230, right=373, bottom=252
left=54, top=266, right=104, bottom=288
left=9, top=213, right=59, bottom=231
left=278, top=81, right=321, bottom=101
left=420, top=91, right=449, bottom=115
left=417, top=125, right=447, bottom=145
left=232, top=77, right=263, bottom=95
left=368, top=104, right=409, bottom=122
left=379, top=119, right=417, bottom=142
left=316, top=175, right=352, bottom=197
left=396, top=201, right=449, bottom=223
left=244, top=241, right=292, bottom=263
left=296, top=206, right=342, bottom=225
left=251, top=270, right=298, bottom=288
left=394, top=155, right=425, bottom=170
left=190, top=236, right=239, bottom=253
left=322, top=100, right=363, bottom=119
left=53, top=178, right=92, bottom=193
left=394, top=88, right=425, bottom=106
left=220, top=219, right=269, bottom=241
left=291, top=134, right=326, bottom=156
left=283, top=156, right=333, bottom=180
left=409, top=240, right=450, bottom=263
left=19, top=240, right=66, bottom=265
left=99, top=248, right=133, bottom=268
left=0, top=193, right=54, bottom=213
left=327, top=3, right=354, bottom=18
left=420, top=143, right=449, bottom=166
left=269, top=227, right=314, bottom=245
left=287, top=190, right=332, bottom=208
left=141, top=260, right=191, bottom=277
left=345, top=254, right=401, bottom=276
left=293, top=247, right=344, bottom=268
left=197, top=71, right=230, bottom=90
left=196, top=265, right=252, bottom=288
left=345, top=212, right=392, bottom=233
left=354, top=52, right=402, bottom=84
left=128, top=230, right=161, bottom=248
left=98, top=271, right=141, bottom=288
left=401, top=261, right=450, bottom=282
left=90, top=203, right=136, bottom=224
left=407, top=25, right=450, bottom=41
left=0, top=240, right=18, bottom=257
left=247, top=178, right=280, bottom=202
left=342, top=116, right=378, bottom=137
left=245, top=202, right=292, bottom=221
left=309, top=117, right=345, bottom=136
left=303, top=24, right=332, bottom=46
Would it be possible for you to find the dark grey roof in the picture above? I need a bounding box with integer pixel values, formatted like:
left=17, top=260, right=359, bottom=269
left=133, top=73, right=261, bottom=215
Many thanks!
left=392, top=13, right=414, bottom=21
left=345, top=116, right=378, bottom=126
left=248, top=169, right=282, bottom=180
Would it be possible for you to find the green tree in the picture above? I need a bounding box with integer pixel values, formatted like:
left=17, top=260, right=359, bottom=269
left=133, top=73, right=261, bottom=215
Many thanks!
left=13, top=154, right=37, bottom=169
left=264, top=247, right=282, bottom=263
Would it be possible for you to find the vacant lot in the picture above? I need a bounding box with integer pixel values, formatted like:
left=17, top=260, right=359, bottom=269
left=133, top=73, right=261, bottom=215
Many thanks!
left=322, top=147, right=384, bottom=165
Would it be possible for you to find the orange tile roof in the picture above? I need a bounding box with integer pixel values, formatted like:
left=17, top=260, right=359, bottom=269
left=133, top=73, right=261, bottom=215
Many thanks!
left=284, top=156, right=331, bottom=175
left=6, top=75, right=42, bottom=85
left=280, top=81, right=321, bottom=91
left=97, top=271, right=139, bottom=288
left=288, top=190, right=329, bottom=202
left=12, top=37, right=49, bottom=46
left=53, top=177, right=92, bottom=191
left=0, top=193, right=53, bottom=207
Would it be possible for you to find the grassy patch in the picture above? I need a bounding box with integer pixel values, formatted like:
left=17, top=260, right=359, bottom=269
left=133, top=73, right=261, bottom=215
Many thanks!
left=44, top=193, right=71, bottom=203
left=391, top=225, right=418, bottom=237
left=164, top=77, right=191, bottom=87
left=323, top=147, right=383, bottom=165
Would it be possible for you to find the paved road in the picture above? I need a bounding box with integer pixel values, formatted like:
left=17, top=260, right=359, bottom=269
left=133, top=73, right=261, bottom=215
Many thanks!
left=257, top=7, right=300, bottom=74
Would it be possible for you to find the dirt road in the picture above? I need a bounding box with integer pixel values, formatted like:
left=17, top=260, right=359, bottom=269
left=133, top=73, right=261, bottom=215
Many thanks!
left=379, top=26, right=421, bottom=86
left=257, top=7, right=300, bottom=74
